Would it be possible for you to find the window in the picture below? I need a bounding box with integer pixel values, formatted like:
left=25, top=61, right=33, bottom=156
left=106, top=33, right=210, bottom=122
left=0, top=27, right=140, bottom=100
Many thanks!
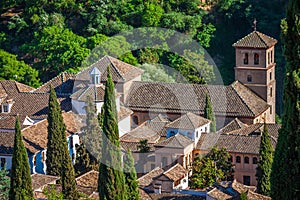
left=253, top=157, right=258, bottom=164
left=72, top=153, right=75, bottom=161
left=151, top=164, right=156, bottom=170
left=244, top=53, right=249, bottom=64
left=243, top=176, right=251, bottom=186
left=244, top=156, right=249, bottom=164
left=270, top=71, right=272, bottom=80
left=247, top=75, right=252, bottom=82
left=196, top=131, right=198, bottom=138
left=2, top=105, right=8, bottom=113
left=170, top=131, right=176, bottom=137
left=205, top=127, right=207, bottom=132
left=271, top=50, right=273, bottom=63
left=162, top=157, right=168, bottom=167
left=254, top=53, right=259, bottom=65
left=236, top=156, right=241, bottom=163
left=270, top=87, right=273, bottom=97
left=270, top=106, right=272, bottom=115
left=69, top=136, right=73, bottom=149
left=132, top=116, right=139, bottom=126
left=228, top=156, right=233, bottom=162
left=268, top=52, right=270, bottom=64
left=42, top=152, right=45, bottom=162
left=0, top=158, right=5, bottom=168
left=33, top=156, right=37, bottom=166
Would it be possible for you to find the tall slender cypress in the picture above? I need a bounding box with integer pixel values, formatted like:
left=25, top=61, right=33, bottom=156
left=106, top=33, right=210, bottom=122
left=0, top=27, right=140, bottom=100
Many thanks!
left=271, top=0, right=300, bottom=198
left=61, top=135, right=79, bottom=200
left=46, top=87, right=65, bottom=176
left=9, top=117, right=33, bottom=200
left=124, top=150, right=140, bottom=200
left=204, top=93, right=216, bottom=132
left=256, top=123, right=273, bottom=196
left=98, top=67, right=127, bottom=200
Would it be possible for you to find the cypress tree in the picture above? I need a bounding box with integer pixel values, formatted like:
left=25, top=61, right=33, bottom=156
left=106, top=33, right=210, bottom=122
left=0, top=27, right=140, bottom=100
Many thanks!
left=256, top=122, right=273, bottom=196
left=61, top=135, right=79, bottom=200
left=9, top=117, right=34, bottom=200
left=98, top=67, right=127, bottom=200
left=0, top=165, right=10, bottom=200
left=46, top=87, right=64, bottom=176
left=124, top=150, right=140, bottom=200
left=271, top=0, right=300, bottom=198
left=204, top=93, right=216, bottom=132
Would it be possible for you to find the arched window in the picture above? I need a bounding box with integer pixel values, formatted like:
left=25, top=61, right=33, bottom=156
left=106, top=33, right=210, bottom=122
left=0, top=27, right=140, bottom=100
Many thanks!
left=254, top=53, right=259, bottom=65
left=132, top=116, right=139, bottom=126
left=244, top=156, right=249, bottom=164
left=42, top=152, right=45, bottom=162
left=253, top=157, right=258, bottom=164
left=236, top=156, right=241, bottom=163
left=33, top=156, right=37, bottom=166
left=247, top=75, right=252, bottom=82
left=271, top=50, right=273, bottom=63
left=244, top=53, right=249, bottom=64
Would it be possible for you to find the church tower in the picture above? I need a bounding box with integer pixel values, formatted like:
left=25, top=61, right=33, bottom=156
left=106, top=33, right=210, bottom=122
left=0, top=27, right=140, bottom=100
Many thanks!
left=233, top=30, right=277, bottom=123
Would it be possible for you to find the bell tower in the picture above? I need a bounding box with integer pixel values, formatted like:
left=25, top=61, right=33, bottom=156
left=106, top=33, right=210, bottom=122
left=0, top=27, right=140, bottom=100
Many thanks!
left=233, top=28, right=277, bottom=123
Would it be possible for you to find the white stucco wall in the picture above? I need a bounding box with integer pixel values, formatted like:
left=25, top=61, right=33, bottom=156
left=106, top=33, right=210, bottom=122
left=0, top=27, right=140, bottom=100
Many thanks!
left=118, top=115, right=131, bottom=137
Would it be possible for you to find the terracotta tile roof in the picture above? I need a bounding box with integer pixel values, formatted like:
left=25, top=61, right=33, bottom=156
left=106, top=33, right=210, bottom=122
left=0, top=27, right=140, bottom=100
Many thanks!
left=0, top=111, right=79, bottom=156
left=155, top=133, right=193, bottom=149
left=137, top=167, right=164, bottom=188
left=34, top=72, right=76, bottom=95
left=120, top=141, right=155, bottom=152
left=207, top=188, right=232, bottom=200
left=125, top=81, right=268, bottom=117
left=118, top=106, right=133, bottom=121
left=231, top=180, right=256, bottom=194
left=247, top=190, right=271, bottom=200
left=76, top=170, right=99, bottom=190
left=163, top=163, right=188, bottom=182
left=76, top=55, right=143, bottom=84
left=166, top=112, right=210, bottom=130
left=15, top=82, right=35, bottom=92
left=217, top=118, right=248, bottom=134
left=196, top=132, right=220, bottom=151
left=70, top=85, right=105, bottom=102
left=138, top=188, right=152, bottom=200
left=197, top=124, right=281, bottom=154
left=120, top=123, right=161, bottom=143
left=149, top=193, right=205, bottom=200
left=0, top=132, right=14, bottom=154
left=233, top=31, right=277, bottom=48
left=151, top=114, right=170, bottom=123
left=31, top=174, right=59, bottom=191
left=21, top=111, right=78, bottom=155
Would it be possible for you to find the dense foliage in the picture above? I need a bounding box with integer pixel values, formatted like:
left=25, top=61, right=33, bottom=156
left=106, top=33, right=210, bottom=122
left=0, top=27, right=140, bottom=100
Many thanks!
left=190, top=146, right=233, bottom=189
left=124, top=150, right=140, bottom=200
left=271, top=0, right=300, bottom=198
left=98, top=67, right=127, bottom=199
left=0, top=49, right=40, bottom=87
left=256, top=123, right=273, bottom=196
left=0, top=166, right=10, bottom=200
left=9, top=117, right=33, bottom=200
left=46, top=87, right=65, bottom=176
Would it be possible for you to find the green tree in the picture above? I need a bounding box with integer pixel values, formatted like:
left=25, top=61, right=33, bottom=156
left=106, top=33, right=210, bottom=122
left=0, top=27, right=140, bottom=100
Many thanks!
left=98, top=67, right=127, bottom=200
left=9, top=117, right=34, bottom=200
left=139, top=63, right=176, bottom=83
left=142, top=1, right=164, bottom=27
left=204, top=93, right=216, bottom=132
left=256, top=122, right=273, bottom=196
left=271, top=0, right=300, bottom=198
left=190, top=156, right=223, bottom=189
left=0, top=165, right=10, bottom=200
left=61, top=136, right=79, bottom=200
left=206, top=146, right=234, bottom=181
left=81, top=95, right=102, bottom=162
left=74, top=143, right=92, bottom=175
left=0, top=49, right=40, bottom=87
left=137, top=139, right=150, bottom=153
left=124, top=150, right=140, bottom=200
left=46, top=87, right=64, bottom=176
left=22, top=26, right=90, bottom=82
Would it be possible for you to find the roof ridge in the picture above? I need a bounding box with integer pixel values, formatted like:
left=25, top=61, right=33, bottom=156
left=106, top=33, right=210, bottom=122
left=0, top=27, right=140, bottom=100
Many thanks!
left=186, top=112, right=198, bottom=129
left=255, top=31, right=269, bottom=47
left=230, top=81, right=255, bottom=116
left=106, top=55, right=126, bottom=82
